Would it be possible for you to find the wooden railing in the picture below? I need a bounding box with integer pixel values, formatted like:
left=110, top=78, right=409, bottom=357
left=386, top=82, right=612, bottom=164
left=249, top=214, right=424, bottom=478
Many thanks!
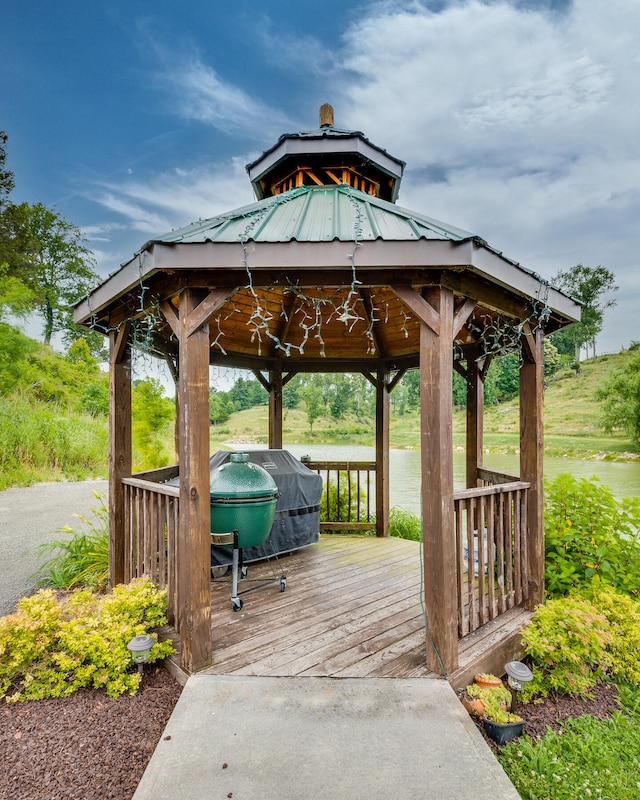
left=119, top=462, right=530, bottom=640
left=453, top=479, right=530, bottom=638
left=303, top=461, right=376, bottom=532
left=121, top=467, right=180, bottom=629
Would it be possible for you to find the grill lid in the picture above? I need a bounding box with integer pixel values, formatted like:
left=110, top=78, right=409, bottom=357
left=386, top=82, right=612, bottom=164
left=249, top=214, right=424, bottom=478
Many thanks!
left=210, top=452, right=278, bottom=499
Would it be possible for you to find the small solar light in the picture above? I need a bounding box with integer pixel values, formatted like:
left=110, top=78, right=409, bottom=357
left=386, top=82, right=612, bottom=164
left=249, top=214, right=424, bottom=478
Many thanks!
left=127, top=634, right=154, bottom=674
left=504, top=660, right=533, bottom=711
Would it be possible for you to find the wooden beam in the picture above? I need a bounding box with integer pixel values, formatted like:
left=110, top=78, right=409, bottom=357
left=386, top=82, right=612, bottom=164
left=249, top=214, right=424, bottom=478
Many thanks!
left=465, top=344, right=485, bottom=489
left=519, top=325, right=545, bottom=608
left=388, top=367, right=408, bottom=393
left=160, top=300, right=180, bottom=338
left=391, top=284, right=440, bottom=335
left=176, top=289, right=212, bottom=672
left=453, top=297, right=477, bottom=339
left=268, top=365, right=284, bottom=449
left=419, top=286, right=458, bottom=674
left=108, top=324, right=132, bottom=588
left=185, top=288, right=233, bottom=339
left=375, top=367, right=390, bottom=537
left=251, top=369, right=272, bottom=394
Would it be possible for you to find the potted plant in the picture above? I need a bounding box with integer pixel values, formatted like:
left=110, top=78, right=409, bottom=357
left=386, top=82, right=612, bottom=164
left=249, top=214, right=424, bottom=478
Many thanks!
left=464, top=681, right=524, bottom=745
left=473, top=672, right=504, bottom=690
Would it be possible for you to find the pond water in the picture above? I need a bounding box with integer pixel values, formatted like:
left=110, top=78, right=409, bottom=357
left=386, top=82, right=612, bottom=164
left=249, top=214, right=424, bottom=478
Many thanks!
left=233, top=443, right=640, bottom=516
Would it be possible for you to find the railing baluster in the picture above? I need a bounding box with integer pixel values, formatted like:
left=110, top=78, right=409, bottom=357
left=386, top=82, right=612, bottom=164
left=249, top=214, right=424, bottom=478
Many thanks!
left=454, top=479, right=530, bottom=637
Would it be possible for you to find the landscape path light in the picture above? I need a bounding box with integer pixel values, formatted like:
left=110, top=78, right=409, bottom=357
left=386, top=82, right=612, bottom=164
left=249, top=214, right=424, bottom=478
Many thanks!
left=127, top=634, right=154, bottom=674
left=504, top=660, right=533, bottom=711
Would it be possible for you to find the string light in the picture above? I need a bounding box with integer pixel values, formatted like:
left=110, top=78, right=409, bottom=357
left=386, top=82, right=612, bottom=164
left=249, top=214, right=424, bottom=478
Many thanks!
left=82, top=188, right=556, bottom=374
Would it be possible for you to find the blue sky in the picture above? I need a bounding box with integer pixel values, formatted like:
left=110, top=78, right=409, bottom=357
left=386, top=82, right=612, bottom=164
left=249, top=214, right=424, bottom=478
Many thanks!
left=2, top=0, right=638, bottom=354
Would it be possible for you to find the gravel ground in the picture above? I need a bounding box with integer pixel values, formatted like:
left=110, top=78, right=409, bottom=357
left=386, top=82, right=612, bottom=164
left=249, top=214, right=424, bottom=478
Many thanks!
left=1, top=667, right=182, bottom=800
left=1, top=670, right=620, bottom=800
left=0, top=480, right=108, bottom=616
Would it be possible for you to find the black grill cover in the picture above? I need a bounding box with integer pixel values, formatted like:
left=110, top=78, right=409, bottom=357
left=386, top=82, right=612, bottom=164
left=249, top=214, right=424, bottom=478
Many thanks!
left=208, top=449, right=322, bottom=565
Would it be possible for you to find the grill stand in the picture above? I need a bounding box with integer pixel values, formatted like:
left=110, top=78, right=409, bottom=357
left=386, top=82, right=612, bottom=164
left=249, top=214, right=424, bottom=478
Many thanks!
left=211, top=531, right=287, bottom=612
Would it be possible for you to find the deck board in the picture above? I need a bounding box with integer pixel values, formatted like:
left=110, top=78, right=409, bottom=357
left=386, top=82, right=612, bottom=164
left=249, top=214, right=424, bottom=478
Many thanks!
left=199, top=535, right=437, bottom=678
left=159, top=534, right=527, bottom=684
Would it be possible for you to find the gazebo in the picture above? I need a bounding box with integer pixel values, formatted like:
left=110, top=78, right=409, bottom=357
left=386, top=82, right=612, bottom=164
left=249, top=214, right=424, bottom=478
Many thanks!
left=75, top=105, right=581, bottom=679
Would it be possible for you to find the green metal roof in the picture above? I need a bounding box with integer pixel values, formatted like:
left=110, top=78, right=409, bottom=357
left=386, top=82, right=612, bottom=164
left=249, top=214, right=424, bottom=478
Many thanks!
left=154, top=184, right=476, bottom=247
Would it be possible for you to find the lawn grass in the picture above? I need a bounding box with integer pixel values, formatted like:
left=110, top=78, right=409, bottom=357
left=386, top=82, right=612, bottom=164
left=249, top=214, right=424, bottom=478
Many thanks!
left=208, top=353, right=639, bottom=461
left=499, top=684, right=640, bottom=800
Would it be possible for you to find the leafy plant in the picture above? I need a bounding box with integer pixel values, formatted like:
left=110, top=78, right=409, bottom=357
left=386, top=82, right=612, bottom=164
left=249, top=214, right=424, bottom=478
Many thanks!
left=35, top=491, right=109, bottom=591
left=320, top=471, right=371, bottom=532
left=389, top=507, right=422, bottom=541
left=0, top=577, right=173, bottom=702
left=0, top=392, right=108, bottom=489
left=132, top=378, right=175, bottom=470
left=466, top=681, right=522, bottom=724
left=519, top=596, right=613, bottom=701
left=586, top=589, right=640, bottom=685
left=500, top=690, right=640, bottom=800
left=596, top=344, right=640, bottom=447
left=544, top=473, right=640, bottom=597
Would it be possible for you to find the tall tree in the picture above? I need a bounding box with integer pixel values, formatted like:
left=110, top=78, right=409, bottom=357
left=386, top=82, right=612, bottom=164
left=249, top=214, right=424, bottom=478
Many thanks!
left=5, top=202, right=99, bottom=345
left=552, top=264, right=618, bottom=367
left=301, top=376, right=323, bottom=433
left=595, top=345, right=640, bottom=448
left=0, top=131, right=15, bottom=211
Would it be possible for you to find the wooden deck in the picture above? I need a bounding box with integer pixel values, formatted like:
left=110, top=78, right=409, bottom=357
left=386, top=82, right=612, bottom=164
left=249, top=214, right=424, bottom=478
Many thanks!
left=162, top=535, right=434, bottom=679
left=163, top=534, right=530, bottom=684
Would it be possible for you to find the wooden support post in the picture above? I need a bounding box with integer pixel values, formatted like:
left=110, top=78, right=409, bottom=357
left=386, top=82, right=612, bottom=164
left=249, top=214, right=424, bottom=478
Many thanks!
left=269, top=365, right=283, bottom=449
left=392, top=283, right=458, bottom=672
left=520, top=325, right=545, bottom=608
left=466, top=345, right=485, bottom=489
left=109, top=325, right=131, bottom=588
left=375, top=367, right=390, bottom=537
left=176, top=289, right=212, bottom=672
left=414, top=286, right=458, bottom=674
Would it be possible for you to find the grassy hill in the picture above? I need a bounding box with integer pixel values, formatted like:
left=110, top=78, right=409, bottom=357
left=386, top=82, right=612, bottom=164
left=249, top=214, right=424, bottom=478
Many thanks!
left=1, top=320, right=637, bottom=491
left=210, top=350, right=640, bottom=461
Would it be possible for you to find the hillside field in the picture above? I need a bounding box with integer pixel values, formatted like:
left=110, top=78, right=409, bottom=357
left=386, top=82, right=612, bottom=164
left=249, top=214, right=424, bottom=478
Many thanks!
left=210, top=350, right=639, bottom=461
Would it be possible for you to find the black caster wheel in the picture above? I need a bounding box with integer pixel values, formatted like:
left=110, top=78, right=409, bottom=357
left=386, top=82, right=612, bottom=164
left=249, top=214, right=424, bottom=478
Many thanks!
left=280, top=578, right=287, bottom=592
left=232, top=598, right=243, bottom=612
left=241, top=566, right=248, bottom=579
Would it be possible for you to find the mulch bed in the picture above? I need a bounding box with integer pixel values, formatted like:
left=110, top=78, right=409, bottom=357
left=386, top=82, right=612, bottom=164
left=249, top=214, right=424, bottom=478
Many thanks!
left=480, top=681, right=621, bottom=752
left=0, top=667, right=182, bottom=800
left=1, top=668, right=622, bottom=799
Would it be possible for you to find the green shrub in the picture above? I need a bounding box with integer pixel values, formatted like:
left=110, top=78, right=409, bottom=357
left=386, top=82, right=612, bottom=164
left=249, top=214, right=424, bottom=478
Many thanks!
left=0, top=393, right=107, bottom=489
left=132, top=378, right=175, bottom=470
left=520, top=596, right=612, bottom=701
left=544, top=473, right=640, bottom=597
left=320, top=471, right=370, bottom=532
left=587, top=589, right=640, bottom=685
left=389, top=507, right=422, bottom=541
left=0, top=577, right=173, bottom=702
left=35, top=492, right=109, bottom=591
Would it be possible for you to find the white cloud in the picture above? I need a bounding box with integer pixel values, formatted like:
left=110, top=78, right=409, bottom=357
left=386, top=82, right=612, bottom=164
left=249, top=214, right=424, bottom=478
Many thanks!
left=327, top=0, right=640, bottom=350
left=85, top=0, right=640, bottom=351
left=156, top=52, right=294, bottom=139
left=94, top=157, right=254, bottom=231
left=85, top=157, right=257, bottom=274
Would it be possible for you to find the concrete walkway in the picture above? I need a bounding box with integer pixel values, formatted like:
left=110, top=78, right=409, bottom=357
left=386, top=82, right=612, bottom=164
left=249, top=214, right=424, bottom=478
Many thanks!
left=133, top=675, right=521, bottom=800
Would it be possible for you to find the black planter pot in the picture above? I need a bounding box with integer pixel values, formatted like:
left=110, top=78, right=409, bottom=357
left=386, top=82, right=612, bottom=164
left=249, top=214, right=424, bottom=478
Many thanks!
left=483, top=717, right=524, bottom=745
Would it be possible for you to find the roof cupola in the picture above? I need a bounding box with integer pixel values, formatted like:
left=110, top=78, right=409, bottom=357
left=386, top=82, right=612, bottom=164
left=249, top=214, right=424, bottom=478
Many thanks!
left=246, top=104, right=405, bottom=203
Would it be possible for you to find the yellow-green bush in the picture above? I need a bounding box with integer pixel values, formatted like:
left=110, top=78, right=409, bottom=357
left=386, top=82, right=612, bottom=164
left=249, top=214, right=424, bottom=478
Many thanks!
left=519, top=596, right=613, bottom=701
left=588, top=589, right=640, bottom=685
left=0, top=577, right=173, bottom=702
